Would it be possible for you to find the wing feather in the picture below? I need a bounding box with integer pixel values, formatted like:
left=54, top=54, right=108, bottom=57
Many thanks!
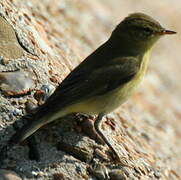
left=42, top=56, right=140, bottom=111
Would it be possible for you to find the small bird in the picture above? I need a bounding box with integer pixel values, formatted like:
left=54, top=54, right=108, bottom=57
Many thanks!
left=1, top=13, right=176, bottom=161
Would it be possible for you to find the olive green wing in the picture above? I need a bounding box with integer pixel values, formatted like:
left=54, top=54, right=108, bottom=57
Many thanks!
left=45, top=56, right=141, bottom=110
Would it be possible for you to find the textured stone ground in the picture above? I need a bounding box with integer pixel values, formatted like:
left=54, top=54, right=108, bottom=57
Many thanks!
left=0, top=0, right=180, bottom=179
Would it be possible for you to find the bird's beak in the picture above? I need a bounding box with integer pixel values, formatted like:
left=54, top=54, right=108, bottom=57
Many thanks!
left=159, top=29, right=177, bottom=35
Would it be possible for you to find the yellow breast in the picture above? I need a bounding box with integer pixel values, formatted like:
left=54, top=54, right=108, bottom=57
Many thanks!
left=54, top=51, right=151, bottom=119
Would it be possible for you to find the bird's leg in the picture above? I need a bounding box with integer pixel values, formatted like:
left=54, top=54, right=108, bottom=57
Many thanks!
left=94, top=113, right=120, bottom=161
left=75, top=113, right=105, bottom=144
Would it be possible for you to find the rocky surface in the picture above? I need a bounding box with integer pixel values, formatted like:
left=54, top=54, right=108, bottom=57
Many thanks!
left=0, top=169, right=22, bottom=180
left=0, top=0, right=180, bottom=179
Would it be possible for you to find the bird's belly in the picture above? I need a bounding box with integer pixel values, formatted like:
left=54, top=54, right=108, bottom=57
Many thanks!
left=98, top=73, right=143, bottom=113
left=65, top=72, right=144, bottom=115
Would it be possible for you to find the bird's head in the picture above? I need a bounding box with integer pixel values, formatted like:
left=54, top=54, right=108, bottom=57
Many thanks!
left=111, top=13, right=176, bottom=53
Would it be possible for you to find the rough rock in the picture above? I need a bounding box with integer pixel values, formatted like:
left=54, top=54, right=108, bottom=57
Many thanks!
left=0, top=169, right=22, bottom=180
left=0, top=0, right=180, bottom=180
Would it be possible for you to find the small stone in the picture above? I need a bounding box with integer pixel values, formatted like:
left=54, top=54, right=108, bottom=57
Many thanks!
left=25, top=98, right=38, bottom=113
left=34, top=89, right=46, bottom=105
left=0, top=69, right=35, bottom=96
left=34, top=84, right=55, bottom=105
left=109, top=169, right=127, bottom=180
left=31, top=170, right=45, bottom=177
left=53, top=173, right=67, bottom=180
left=40, top=84, right=56, bottom=98
left=90, top=163, right=110, bottom=180
left=57, top=141, right=93, bottom=163
left=0, top=169, right=22, bottom=180
left=94, top=148, right=109, bottom=161
left=153, top=169, right=162, bottom=179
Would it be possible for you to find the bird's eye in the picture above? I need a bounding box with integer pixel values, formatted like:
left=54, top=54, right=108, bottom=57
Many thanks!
left=143, top=27, right=152, bottom=34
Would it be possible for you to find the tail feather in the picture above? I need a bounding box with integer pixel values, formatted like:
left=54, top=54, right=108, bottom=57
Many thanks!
left=8, top=106, right=67, bottom=145
left=9, top=116, right=46, bottom=145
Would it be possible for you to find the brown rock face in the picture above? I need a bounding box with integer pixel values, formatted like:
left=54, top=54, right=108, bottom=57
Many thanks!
left=0, top=16, right=24, bottom=63
left=0, top=0, right=180, bottom=180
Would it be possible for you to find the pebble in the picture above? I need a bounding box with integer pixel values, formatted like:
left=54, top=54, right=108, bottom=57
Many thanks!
left=25, top=98, right=38, bottom=113
left=0, top=69, right=35, bottom=96
left=34, top=84, right=55, bottom=104
left=109, top=169, right=127, bottom=180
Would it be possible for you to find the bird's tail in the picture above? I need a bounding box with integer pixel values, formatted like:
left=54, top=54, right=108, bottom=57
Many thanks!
left=0, top=114, right=47, bottom=163
left=9, top=116, right=46, bottom=145
left=8, top=108, right=66, bottom=146
left=0, top=107, right=67, bottom=163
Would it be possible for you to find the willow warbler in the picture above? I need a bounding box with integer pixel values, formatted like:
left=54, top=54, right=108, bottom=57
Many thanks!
left=1, top=13, right=176, bottom=161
